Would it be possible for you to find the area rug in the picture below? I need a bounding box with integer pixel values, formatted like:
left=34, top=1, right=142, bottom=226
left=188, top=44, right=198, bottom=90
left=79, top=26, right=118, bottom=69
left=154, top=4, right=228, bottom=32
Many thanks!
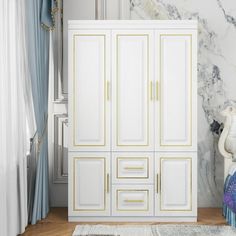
left=72, top=224, right=236, bottom=236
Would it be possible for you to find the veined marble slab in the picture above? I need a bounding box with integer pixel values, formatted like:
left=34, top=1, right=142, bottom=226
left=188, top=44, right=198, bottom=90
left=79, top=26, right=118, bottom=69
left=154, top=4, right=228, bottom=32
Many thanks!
left=130, top=0, right=236, bottom=207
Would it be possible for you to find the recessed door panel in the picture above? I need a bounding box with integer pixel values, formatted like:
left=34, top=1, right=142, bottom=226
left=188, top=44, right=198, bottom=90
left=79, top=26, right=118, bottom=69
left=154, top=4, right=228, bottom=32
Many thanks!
left=156, top=31, right=197, bottom=150
left=155, top=152, right=197, bottom=216
left=69, top=153, right=110, bottom=216
left=112, top=30, right=154, bottom=151
left=69, top=31, right=110, bottom=151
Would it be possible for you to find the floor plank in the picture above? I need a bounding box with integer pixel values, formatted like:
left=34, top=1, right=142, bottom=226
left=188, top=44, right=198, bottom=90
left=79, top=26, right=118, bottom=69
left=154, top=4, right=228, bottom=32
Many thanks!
left=21, top=208, right=227, bottom=236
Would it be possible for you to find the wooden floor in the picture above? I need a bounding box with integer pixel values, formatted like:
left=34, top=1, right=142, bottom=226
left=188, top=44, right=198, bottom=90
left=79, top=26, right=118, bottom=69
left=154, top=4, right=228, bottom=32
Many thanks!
left=21, top=208, right=227, bottom=236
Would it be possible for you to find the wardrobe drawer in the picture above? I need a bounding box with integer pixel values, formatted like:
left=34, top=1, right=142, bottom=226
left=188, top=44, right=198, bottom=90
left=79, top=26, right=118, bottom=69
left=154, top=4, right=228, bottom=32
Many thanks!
left=112, top=185, right=153, bottom=216
left=112, top=153, right=153, bottom=184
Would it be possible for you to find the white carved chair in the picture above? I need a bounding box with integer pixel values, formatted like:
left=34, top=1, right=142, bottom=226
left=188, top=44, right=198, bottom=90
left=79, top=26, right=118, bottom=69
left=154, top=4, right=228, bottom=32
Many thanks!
left=218, top=106, right=236, bottom=179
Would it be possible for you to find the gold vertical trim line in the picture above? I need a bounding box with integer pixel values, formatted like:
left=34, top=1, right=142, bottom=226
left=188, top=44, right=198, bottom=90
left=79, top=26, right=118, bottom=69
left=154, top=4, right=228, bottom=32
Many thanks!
left=103, top=157, right=108, bottom=211
left=150, top=81, right=153, bottom=100
left=107, top=173, right=109, bottom=193
left=159, top=157, right=192, bottom=212
left=189, top=35, right=193, bottom=147
left=156, top=81, right=159, bottom=100
left=147, top=34, right=150, bottom=146
left=160, top=172, right=161, bottom=195
left=104, top=35, right=107, bottom=147
left=72, top=34, right=77, bottom=147
left=73, top=157, right=76, bottom=211
left=106, top=81, right=110, bottom=101
left=156, top=173, right=158, bottom=193
left=116, top=34, right=119, bottom=146
left=116, top=34, right=150, bottom=147
left=159, top=34, right=193, bottom=147
left=73, top=34, right=106, bottom=147
left=73, top=157, right=106, bottom=211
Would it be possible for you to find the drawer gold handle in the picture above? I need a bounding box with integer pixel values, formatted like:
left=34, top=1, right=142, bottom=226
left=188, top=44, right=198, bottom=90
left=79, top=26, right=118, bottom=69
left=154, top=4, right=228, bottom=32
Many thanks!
left=124, top=199, right=144, bottom=203
left=107, top=173, right=109, bottom=193
left=124, top=166, right=144, bottom=170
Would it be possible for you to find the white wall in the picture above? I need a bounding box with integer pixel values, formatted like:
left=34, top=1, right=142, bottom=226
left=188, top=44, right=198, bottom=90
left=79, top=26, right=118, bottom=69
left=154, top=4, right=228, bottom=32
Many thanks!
left=49, top=0, right=127, bottom=207
left=49, top=0, right=97, bottom=207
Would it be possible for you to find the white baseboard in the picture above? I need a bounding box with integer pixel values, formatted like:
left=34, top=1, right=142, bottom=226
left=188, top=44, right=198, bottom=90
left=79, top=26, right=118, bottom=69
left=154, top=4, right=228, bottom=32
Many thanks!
left=68, top=216, right=197, bottom=222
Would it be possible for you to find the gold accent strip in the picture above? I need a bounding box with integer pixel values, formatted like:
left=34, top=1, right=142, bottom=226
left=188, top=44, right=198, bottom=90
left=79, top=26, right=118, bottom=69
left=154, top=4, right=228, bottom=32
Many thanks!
left=116, top=189, right=149, bottom=212
left=150, top=81, right=153, bottom=100
left=116, top=157, right=149, bottom=179
left=159, top=34, right=192, bottom=147
left=116, top=34, right=150, bottom=147
left=124, top=199, right=144, bottom=203
left=156, top=81, right=159, bottom=101
left=73, top=34, right=106, bottom=147
left=106, top=80, right=110, bottom=101
left=107, top=173, right=109, bottom=193
left=73, top=157, right=106, bottom=211
left=159, top=157, right=192, bottom=212
left=156, top=174, right=158, bottom=193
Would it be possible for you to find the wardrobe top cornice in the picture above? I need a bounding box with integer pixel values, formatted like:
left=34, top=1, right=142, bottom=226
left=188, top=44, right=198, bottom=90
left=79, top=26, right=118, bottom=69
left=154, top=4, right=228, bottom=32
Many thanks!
left=68, top=20, right=198, bottom=30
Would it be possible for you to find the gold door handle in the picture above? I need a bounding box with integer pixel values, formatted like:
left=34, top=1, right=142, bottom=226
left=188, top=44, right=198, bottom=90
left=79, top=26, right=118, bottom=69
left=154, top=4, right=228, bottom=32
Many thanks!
left=156, top=81, right=159, bottom=100
left=150, top=81, right=153, bottom=100
left=106, top=81, right=110, bottom=101
left=156, top=174, right=159, bottom=193
left=124, top=199, right=144, bottom=203
left=124, top=166, right=144, bottom=170
left=106, top=173, right=109, bottom=193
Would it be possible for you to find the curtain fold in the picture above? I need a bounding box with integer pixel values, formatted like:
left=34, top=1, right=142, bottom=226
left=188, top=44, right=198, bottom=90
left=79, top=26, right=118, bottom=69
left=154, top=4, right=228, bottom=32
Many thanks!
left=0, top=0, right=35, bottom=235
left=26, top=0, right=55, bottom=224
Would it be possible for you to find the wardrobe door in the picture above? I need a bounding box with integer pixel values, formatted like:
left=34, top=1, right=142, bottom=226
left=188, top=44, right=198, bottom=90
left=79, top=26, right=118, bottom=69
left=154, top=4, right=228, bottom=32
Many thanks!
left=69, top=153, right=110, bottom=216
left=155, top=152, right=197, bottom=217
left=155, top=30, right=197, bottom=151
left=112, top=30, right=154, bottom=151
left=68, top=30, right=110, bottom=151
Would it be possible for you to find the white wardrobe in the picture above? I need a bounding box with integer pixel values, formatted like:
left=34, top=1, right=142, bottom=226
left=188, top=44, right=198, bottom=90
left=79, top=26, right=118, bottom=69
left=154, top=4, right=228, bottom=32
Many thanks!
left=68, top=20, right=197, bottom=222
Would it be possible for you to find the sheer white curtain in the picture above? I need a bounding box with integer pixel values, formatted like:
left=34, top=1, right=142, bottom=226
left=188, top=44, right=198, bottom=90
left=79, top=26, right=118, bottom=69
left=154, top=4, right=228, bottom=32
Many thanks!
left=0, top=0, right=36, bottom=235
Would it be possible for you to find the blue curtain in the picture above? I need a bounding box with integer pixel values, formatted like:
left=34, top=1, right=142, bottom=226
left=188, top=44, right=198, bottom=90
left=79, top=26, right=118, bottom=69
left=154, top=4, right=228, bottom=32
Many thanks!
left=26, top=0, right=56, bottom=224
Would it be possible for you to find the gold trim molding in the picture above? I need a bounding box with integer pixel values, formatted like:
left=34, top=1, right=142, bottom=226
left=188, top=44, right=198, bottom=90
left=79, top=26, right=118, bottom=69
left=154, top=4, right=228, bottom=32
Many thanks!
left=159, top=157, right=192, bottom=212
left=73, top=34, right=107, bottom=147
left=73, top=157, right=107, bottom=211
left=159, top=34, right=193, bottom=147
left=116, top=34, right=150, bottom=147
